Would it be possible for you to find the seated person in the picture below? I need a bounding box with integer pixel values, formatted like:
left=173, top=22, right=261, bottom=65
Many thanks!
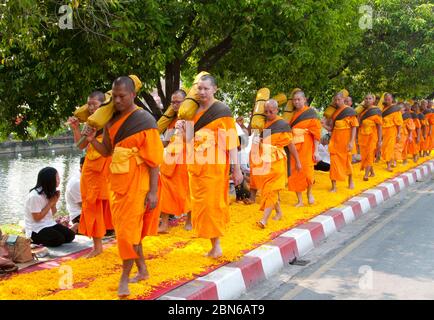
left=314, top=134, right=331, bottom=172
left=25, top=167, right=75, bottom=247
left=66, top=157, right=84, bottom=233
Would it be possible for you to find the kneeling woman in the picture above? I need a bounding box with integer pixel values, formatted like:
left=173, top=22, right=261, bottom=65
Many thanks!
left=25, top=167, right=75, bottom=247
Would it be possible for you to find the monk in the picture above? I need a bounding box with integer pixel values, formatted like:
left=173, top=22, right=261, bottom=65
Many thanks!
left=408, top=104, right=422, bottom=162
left=83, top=76, right=163, bottom=297
left=159, top=90, right=192, bottom=233
left=186, top=74, right=243, bottom=259
left=400, top=103, right=416, bottom=165
left=326, top=92, right=359, bottom=192
left=381, top=93, right=403, bottom=171
left=420, top=100, right=432, bottom=157
left=253, top=99, right=301, bottom=228
left=358, top=94, right=382, bottom=181
left=413, top=103, right=426, bottom=158
left=67, top=91, right=113, bottom=258
left=287, top=91, right=321, bottom=206
left=427, top=100, right=434, bottom=154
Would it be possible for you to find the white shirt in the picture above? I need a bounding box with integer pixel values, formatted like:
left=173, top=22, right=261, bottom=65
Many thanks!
left=24, top=189, right=57, bottom=238
left=318, top=144, right=330, bottom=164
left=66, top=173, right=82, bottom=221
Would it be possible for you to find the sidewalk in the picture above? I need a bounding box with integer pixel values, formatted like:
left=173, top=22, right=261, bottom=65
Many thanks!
left=159, top=159, right=434, bottom=300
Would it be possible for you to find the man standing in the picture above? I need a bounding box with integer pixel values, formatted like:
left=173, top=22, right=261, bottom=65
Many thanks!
left=287, top=91, right=321, bottom=207
left=68, top=91, right=113, bottom=258
left=255, top=99, right=300, bottom=228
left=381, top=93, right=403, bottom=171
left=84, top=76, right=163, bottom=297
left=159, top=89, right=192, bottom=233
left=186, top=74, right=243, bottom=259
left=328, top=92, right=359, bottom=192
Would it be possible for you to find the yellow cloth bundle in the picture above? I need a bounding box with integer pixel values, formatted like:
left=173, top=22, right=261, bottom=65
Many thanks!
left=272, top=93, right=287, bottom=106
left=323, top=89, right=350, bottom=119
left=251, top=88, right=270, bottom=130
left=177, top=71, right=210, bottom=120
left=282, top=88, right=302, bottom=122
left=157, top=105, right=176, bottom=134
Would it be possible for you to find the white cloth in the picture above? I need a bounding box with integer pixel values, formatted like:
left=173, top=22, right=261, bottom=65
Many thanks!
left=66, top=173, right=82, bottom=221
left=318, top=144, right=330, bottom=164
left=24, top=188, right=57, bottom=238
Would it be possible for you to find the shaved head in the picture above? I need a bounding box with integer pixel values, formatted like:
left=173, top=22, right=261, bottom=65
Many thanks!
left=264, top=99, right=279, bottom=121
left=88, top=91, right=106, bottom=103
left=265, top=99, right=278, bottom=109
left=113, top=76, right=135, bottom=93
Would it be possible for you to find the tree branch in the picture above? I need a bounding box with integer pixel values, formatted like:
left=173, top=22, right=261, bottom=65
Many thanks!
left=181, top=37, right=199, bottom=65
left=198, top=34, right=233, bottom=71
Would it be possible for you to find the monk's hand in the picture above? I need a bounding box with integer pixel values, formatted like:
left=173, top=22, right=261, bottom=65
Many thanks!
left=408, top=136, right=413, bottom=143
left=295, top=160, right=302, bottom=172
left=396, top=133, right=401, bottom=143
left=313, top=151, right=321, bottom=163
left=145, top=191, right=158, bottom=211
left=67, top=116, right=80, bottom=130
left=174, top=120, right=186, bottom=135
left=232, top=166, right=243, bottom=186
left=82, top=124, right=97, bottom=142
left=347, top=142, right=354, bottom=152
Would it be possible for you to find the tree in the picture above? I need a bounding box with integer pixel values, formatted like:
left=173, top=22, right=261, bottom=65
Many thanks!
left=335, top=0, right=434, bottom=104
left=2, top=0, right=431, bottom=140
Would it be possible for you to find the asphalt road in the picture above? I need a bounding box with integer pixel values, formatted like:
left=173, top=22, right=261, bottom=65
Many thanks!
left=240, top=172, right=434, bottom=300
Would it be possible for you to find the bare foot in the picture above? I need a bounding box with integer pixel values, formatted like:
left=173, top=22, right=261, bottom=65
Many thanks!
left=369, top=172, right=375, bottom=177
left=205, top=248, right=215, bottom=257
left=209, top=248, right=222, bottom=259
left=118, top=280, right=130, bottom=298
left=348, top=182, right=355, bottom=190
left=256, top=221, right=266, bottom=229
left=129, top=272, right=149, bottom=283
left=184, top=223, right=192, bottom=231
left=294, top=202, right=304, bottom=208
left=86, top=249, right=103, bottom=259
left=330, top=187, right=337, bottom=193
left=272, top=213, right=282, bottom=221
left=308, top=195, right=315, bottom=205
left=386, top=167, right=393, bottom=172
left=363, top=176, right=369, bottom=181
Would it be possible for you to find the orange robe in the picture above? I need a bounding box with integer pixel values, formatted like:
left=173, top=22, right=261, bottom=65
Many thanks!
left=160, top=118, right=191, bottom=216
left=78, top=137, right=113, bottom=238
left=251, top=117, right=292, bottom=210
left=428, top=111, right=434, bottom=150
left=382, top=106, right=404, bottom=162
left=287, top=106, right=321, bottom=192
left=408, top=114, right=421, bottom=156
left=108, top=107, right=163, bottom=260
left=398, top=114, right=415, bottom=161
left=187, top=102, right=238, bottom=239
left=358, top=109, right=382, bottom=169
left=329, top=108, right=359, bottom=181
left=420, top=115, right=430, bottom=152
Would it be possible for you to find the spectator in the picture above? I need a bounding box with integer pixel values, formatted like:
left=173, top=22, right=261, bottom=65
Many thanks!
left=25, top=167, right=75, bottom=247
left=66, top=157, right=85, bottom=233
left=314, top=134, right=331, bottom=172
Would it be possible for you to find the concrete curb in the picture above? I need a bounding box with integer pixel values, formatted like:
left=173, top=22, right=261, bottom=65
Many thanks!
left=159, top=160, right=434, bottom=300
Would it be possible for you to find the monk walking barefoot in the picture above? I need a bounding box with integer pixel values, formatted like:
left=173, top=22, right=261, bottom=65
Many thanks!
left=327, top=92, right=359, bottom=192
left=84, top=76, right=163, bottom=298
left=286, top=90, right=321, bottom=207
